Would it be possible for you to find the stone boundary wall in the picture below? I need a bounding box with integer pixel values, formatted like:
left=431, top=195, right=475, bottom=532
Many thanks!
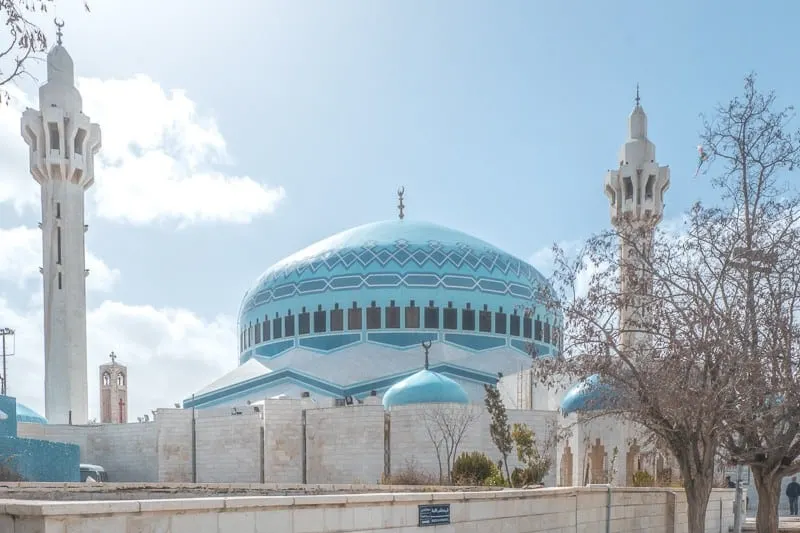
left=17, top=403, right=558, bottom=485
left=0, top=487, right=736, bottom=533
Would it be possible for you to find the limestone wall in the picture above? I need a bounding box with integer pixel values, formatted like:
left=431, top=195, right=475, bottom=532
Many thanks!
left=19, top=402, right=557, bottom=485
left=389, top=405, right=557, bottom=485
left=0, top=486, right=737, bottom=533
left=195, top=411, right=263, bottom=483
left=305, top=405, right=385, bottom=484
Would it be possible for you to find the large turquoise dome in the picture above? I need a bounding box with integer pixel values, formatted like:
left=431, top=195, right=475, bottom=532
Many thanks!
left=186, top=219, right=561, bottom=409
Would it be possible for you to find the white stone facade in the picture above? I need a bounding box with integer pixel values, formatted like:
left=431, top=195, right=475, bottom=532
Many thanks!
left=20, top=43, right=101, bottom=426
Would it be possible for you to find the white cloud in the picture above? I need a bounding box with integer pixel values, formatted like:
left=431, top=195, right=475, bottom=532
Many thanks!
left=0, top=74, right=286, bottom=226
left=0, top=297, right=237, bottom=422
left=0, top=227, right=235, bottom=421
left=0, top=226, right=119, bottom=293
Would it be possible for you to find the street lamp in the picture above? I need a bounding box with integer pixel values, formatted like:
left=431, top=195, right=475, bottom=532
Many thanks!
left=0, top=328, right=15, bottom=396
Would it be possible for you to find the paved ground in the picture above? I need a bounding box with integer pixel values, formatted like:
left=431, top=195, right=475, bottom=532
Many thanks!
left=743, top=517, right=800, bottom=531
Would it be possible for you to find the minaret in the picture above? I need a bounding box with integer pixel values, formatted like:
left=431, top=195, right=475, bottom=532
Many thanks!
left=20, top=21, right=101, bottom=425
left=604, top=87, right=670, bottom=349
left=99, top=352, right=127, bottom=424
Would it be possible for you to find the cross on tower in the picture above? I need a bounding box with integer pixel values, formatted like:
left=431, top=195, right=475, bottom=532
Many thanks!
left=109, top=351, right=116, bottom=364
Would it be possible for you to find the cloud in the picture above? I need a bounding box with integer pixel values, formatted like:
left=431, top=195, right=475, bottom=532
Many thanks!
left=0, top=226, right=119, bottom=292
left=0, top=74, right=286, bottom=226
left=0, top=227, right=235, bottom=421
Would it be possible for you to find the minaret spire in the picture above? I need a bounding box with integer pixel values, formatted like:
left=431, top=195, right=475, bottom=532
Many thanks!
left=397, top=186, right=405, bottom=220
left=635, top=83, right=640, bottom=107
left=20, top=35, right=102, bottom=425
left=421, top=340, right=431, bottom=369
left=54, top=18, right=64, bottom=46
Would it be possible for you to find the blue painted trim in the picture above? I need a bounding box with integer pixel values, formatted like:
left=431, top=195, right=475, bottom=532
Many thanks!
left=444, top=333, right=507, bottom=352
left=182, top=363, right=498, bottom=409
left=298, top=333, right=362, bottom=353
left=366, top=331, right=439, bottom=349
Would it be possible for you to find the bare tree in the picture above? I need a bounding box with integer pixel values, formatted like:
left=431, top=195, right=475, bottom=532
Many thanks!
left=0, top=1, right=89, bottom=103
left=1, top=0, right=50, bottom=102
left=533, top=200, right=742, bottom=533
left=698, top=73, right=800, bottom=533
left=421, top=404, right=479, bottom=484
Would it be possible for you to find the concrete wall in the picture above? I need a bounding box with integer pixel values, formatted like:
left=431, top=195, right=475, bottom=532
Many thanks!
left=18, top=402, right=557, bottom=485
left=0, top=487, right=737, bottom=533
left=306, top=405, right=385, bottom=484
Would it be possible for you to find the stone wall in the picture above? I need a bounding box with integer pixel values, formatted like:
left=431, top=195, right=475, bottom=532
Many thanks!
left=306, top=405, right=385, bottom=484
left=17, top=402, right=558, bottom=485
left=0, top=486, right=737, bottom=533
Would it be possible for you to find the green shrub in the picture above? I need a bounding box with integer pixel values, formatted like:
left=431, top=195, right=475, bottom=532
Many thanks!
left=632, top=470, right=654, bottom=487
left=451, top=451, right=499, bottom=486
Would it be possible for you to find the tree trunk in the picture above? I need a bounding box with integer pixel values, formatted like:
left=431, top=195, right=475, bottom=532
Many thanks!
left=502, top=454, right=511, bottom=487
left=684, top=476, right=712, bottom=533
left=752, top=466, right=782, bottom=533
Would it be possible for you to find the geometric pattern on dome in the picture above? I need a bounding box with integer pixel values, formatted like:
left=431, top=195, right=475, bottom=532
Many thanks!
left=243, top=241, right=543, bottom=312
left=243, top=270, right=533, bottom=312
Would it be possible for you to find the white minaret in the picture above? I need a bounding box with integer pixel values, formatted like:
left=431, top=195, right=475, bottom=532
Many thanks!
left=604, top=88, right=670, bottom=349
left=20, top=22, right=101, bottom=425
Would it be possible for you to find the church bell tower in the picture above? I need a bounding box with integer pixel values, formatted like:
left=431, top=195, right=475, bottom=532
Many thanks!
left=20, top=21, right=102, bottom=425
left=604, top=88, right=670, bottom=349
left=100, top=352, right=127, bottom=424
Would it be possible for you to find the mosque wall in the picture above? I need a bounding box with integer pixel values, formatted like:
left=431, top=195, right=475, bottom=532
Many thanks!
left=305, top=405, right=386, bottom=484
left=19, top=401, right=559, bottom=486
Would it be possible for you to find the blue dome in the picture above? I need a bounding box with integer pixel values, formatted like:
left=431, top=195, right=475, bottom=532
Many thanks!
left=187, top=218, right=562, bottom=411
left=16, top=402, right=47, bottom=424
left=382, top=368, right=470, bottom=408
left=560, top=375, right=618, bottom=416
left=238, top=219, right=559, bottom=362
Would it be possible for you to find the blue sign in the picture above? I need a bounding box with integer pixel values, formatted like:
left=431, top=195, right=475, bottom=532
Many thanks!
left=418, top=504, right=451, bottom=526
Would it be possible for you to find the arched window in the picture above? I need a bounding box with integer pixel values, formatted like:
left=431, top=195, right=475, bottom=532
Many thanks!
left=102, top=373, right=110, bottom=386
left=117, top=374, right=125, bottom=387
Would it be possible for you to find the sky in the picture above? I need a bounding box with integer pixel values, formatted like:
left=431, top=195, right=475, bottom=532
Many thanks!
left=0, top=0, right=797, bottom=421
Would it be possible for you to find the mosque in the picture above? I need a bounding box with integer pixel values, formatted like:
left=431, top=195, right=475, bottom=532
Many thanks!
left=10, top=23, right=697, bottom=490
left=184, top=211, right=562, bottom=410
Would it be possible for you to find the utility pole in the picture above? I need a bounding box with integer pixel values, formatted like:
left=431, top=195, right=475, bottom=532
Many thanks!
left=0, top=328, right=15, bottom=396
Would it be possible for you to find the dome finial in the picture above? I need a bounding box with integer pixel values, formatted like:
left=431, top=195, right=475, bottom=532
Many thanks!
left=54, top=18, right=65, bottom=46
left=635, top=83, right=640, bottom=107
left=421, top=340, right=431, bottom=369
left=397, top=187, right=405, bottom=220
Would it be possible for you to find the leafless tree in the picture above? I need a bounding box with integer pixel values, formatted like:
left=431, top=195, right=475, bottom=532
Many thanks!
left=421, top=404, right=479, bottom=484
left=1, top=0, right=50, bottom=102
left=1, top=1, right=89, bottom=103
left=698, top=73, right=800, bottom=533
left=533, top=73, right=800, bottom=533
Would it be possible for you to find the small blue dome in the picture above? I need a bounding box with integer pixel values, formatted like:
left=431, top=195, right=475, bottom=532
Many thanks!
left=382, top=369, right=470, bottom=409
left=16, top=402, right=47, bottom=424
left=560, top=375, right=618, bottom=416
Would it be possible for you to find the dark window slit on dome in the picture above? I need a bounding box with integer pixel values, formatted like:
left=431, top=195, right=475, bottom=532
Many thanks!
left=366, top=301, right=381, bottom=329
left=386, top=300, right=400, bottom=328
left=405, top=300, right=420, bottom=328
left=330, top=303, right=344, bottom=331
left=510, top=309, right=521, bottom=336
left=534, top=315, right=543, bottom=341
left=284, top=310, right=295, bottom=337
left=263, top=317, right=270, bottom=342
left=299, top=307, right=310, bottom=335
left=348, top=301, right=362, bottom=330
left=462, top=303, right=475, bottom=331
left=273, top=312, right=282, bottom=339
left=443, top=302, right=457, bottom=330
left=495, top=306, right=507, bottom=334
left=424, top=300, right=439, bottom=329
left=314, top=305, right=326, bottom=333
left=479, top=304, right=492, bottom=333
